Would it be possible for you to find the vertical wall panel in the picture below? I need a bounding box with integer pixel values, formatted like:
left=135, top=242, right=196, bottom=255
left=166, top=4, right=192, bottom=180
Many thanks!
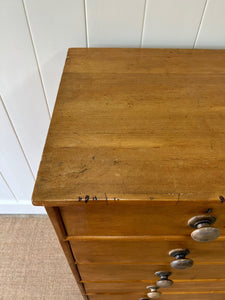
left=0, top=98, right=34, bottom=200
left=142, top=0, right=206, bottom=48
left=195, top=0, right=225, bottom=48
left=86, top=0, right=146, bottom=47
left=0, top=173, right=15, bottom=201
left=24, top=0, right=87, bottom=114
left=0, top=0, right=50, bottom=177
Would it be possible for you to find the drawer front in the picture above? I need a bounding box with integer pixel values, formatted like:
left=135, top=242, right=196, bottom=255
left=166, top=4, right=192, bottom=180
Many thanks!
left=88, top=295, right=225, bottom=300
left=89, top=296, right=146, bottom=300
left=60, top=202, right=225, bottom=236
left=70, top=240, right=225, bottom=264
left=78, top=264, right=225, bottom=281
left=84, top=281, right=225, bottom=293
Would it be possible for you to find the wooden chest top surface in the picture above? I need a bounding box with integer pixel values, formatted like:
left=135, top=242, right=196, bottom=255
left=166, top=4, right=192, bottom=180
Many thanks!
left=33, top=48, right=225, bottom=205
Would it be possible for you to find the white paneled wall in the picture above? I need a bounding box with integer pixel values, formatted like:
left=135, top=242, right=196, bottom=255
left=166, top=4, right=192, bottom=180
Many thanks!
left=24, top=0, right=87, bottom=114
left=195, top=0, right=225, bottom=48
left=0, top=97, right=34, bottom=200
left=86, top=0, right=146, bottom=47
left=0, top=173, right=15, bottom=201
left=0, top=0, right=50, bottom=177
left=142, top=0, right=207, bottom=48
left=0, top=0, right=225, bottom=213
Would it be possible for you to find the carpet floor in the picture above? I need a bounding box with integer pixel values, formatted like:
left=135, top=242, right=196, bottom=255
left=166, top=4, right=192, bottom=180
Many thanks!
left=0, top=215, right=84, bottom=300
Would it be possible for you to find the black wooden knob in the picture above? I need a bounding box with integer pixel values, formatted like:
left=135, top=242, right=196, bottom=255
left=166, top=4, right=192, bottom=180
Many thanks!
left=155, top=271, right=173, bottom=288
left=146, top=285, right=161, bottom=299
left=169, top=248, right=193, bottom=270
left=188, top=215, right=221, bottom=242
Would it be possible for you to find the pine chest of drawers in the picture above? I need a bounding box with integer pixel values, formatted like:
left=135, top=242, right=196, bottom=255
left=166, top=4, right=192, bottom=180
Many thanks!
left=33, top=48, right=225, bottom=300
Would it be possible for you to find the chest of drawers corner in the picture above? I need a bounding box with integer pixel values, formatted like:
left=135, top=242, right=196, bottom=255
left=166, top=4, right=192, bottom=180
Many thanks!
left=33, top=48, right=225, bottom=300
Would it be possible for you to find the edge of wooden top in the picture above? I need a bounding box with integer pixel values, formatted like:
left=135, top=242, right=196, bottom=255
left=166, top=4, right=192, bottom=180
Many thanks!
left=66, top=47, right=225, bottom=54
left=32, top=193, right=225, bottom=207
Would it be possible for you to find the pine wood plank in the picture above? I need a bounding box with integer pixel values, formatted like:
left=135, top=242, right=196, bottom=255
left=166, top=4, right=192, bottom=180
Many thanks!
left=78, top=263, right=225, bottom=281
left=70, top=239, right=225, bottom=264
left=88, top=293, right=225, bottom=300
left=33, top=49, right=225, bottom=205
left=84, top=281, right=225, bottom=293
left=60, top=202, right=225, bottom=236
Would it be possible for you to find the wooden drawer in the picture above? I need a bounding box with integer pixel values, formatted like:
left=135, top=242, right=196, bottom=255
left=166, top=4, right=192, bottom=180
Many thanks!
left=32, top=49, right=225, bottom=300
left=84, top=281, right=225, bottom=293
left=78, top=264, right=225, bottom=281
left=70, top=239, right=225, bottom=264
left=89, top=296, right=148, bottom=300
left=88, top=294, right=225, bottom=300
left=60, top=202, right=225, bottom=236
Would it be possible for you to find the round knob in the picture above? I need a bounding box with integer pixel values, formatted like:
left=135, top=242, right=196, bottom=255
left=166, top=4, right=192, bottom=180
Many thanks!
left=188, top=215, right=221, bottom=242
left=146, top=286, right=161, bottom=299
left=169, top=248, right=193, bottom=270
left=155, top=271, right=173, bottom=288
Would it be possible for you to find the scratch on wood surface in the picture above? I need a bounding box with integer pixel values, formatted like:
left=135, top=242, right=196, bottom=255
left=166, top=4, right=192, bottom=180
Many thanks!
left=73, top=165, right=88, bottom=179
left=113, top=160, right=121, bottom=165
left=105, top=192, right=108, bottom=204
left=176, top=193, right=181, bottom=205
left=78, top=167, right=88, bottom=174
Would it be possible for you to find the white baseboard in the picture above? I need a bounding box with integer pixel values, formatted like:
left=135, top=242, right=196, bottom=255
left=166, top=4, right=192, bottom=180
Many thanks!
left=0, top=201, right=46, bottom=214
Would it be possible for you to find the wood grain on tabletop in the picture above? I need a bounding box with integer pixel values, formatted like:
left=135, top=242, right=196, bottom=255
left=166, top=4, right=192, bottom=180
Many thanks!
left=32, top=48, right=225, bottom=205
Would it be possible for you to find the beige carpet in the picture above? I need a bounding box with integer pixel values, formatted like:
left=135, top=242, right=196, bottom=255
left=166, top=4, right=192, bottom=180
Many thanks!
left=0, top=215, right=84, bottom=300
